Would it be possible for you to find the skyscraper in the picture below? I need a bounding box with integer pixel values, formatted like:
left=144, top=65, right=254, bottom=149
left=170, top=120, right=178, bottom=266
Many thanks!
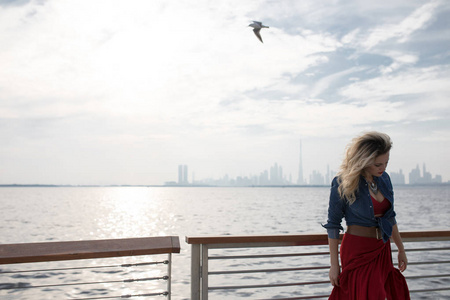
left=326, top=164, right=331, bottom=186
left=178, top=165, right=188, bottom=185
left=183, top=165, right=188, bottom=184
left=269, top=163, right=283, bottom=185
left=409, top=165, right=421, bottom=184
left=297, top=140, right=304, bottom=185
left=178, top=165, right=183, bottom=184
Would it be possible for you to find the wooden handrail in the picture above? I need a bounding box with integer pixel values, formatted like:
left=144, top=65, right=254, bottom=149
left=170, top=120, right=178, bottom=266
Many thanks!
left=186, top=231, right=450, bottom=245
left=186, top=234, right=335, bottom=246
left=0, top=236, right=180, bottom=265
left=400, top=231, right=450, bottom=242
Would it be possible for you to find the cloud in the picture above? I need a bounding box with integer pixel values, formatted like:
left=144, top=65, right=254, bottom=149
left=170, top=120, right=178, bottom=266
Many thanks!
left=341, top=1, right=441, bottom=49
left=377, top=51, right=418, bottom=74
left=1, top=0, right=343, bottom=124
left=309, top=66, right=368, bottom=98
left=339, top=65, right=450, bottom=101
left=417, top=130, right=450, bottom=142
left=0, top=0, right=449, bottom=184
left=0, top=0, right=34, bottom=7
left=338, top=65, right=450, bottom=130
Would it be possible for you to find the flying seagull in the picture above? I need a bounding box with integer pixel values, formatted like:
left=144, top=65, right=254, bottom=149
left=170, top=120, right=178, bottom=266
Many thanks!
left=249, top=21, right=269, bottom=43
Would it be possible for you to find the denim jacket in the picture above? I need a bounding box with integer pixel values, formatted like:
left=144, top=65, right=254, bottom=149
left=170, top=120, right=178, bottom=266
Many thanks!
left=322, top=172, right=397, bottom=243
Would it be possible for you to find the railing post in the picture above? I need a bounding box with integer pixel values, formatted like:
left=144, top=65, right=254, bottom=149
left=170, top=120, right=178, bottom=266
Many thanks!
left=191, top=244, right=201, bottom=300
left=167, top=253, right=172, bottom=300
left=201, top=244, right=209, bottom=300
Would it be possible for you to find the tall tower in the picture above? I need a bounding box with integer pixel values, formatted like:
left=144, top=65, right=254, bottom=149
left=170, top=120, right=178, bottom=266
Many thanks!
left=178, top=165, right=189, bottom=185
left=183, top=165, right=188, bottom=184
left=178, top=165, right=183, bottom=184
left=297, top=140, right=304, bottom=185
left=326, top=164, right=330, bottom=186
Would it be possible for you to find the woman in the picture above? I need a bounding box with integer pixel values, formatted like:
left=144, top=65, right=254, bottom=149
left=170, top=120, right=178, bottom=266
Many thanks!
left=323, top=131, right=410, bottom=299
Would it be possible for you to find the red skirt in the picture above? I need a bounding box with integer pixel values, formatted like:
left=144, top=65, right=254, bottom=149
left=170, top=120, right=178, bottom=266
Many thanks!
left=329, top=233, right=410, bottom=300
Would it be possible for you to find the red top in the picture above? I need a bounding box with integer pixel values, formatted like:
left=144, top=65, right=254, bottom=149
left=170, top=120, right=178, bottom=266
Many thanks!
left=371, top=196, right=391, bottom=216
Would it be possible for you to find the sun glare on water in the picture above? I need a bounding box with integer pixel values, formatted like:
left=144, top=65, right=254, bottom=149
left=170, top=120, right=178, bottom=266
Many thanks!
left=96, top=187, right=171, bottom=238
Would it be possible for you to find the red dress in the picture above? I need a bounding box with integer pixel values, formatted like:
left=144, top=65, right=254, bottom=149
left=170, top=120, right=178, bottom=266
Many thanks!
left=328, top=197, right=410, bottom=300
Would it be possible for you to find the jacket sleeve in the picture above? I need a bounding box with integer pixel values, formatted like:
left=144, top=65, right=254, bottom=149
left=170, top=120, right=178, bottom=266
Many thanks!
left=383, top=172, right=397, bottom=226
left=322, top=178, right=345, bottom=239
left=378, top=172, right=398, bottom=242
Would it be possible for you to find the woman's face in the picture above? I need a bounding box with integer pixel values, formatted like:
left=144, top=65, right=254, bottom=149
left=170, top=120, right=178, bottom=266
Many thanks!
left=366, top=151, right=390, bottom=177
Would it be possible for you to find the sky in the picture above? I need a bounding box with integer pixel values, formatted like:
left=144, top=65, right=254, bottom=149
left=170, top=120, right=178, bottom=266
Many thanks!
left=1, top=0, right=449, bottom=185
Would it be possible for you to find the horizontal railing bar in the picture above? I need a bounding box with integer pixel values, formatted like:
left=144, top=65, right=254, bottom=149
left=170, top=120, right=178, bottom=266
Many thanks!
left=209, top=251, right=330, bottom=260
left=406, top=273, right=450, bottom=279
left=401, top=231, right=450, bottom=242
left=394, top=247, right=450, bottom=252
left=410, top=287, right=450, bottom=293
left=209, top=266, right=329, bottom=275
left=209, top=242, right=450, bottom=250
left=187, top=234, right=333, bottom=245
left=408, top=260, right=450, bottom=265
left=70, top=291, right=169, bottom=300
left=207, top=242, right=323, bottom=249
left=209, top=280, right=330, bottom=290
left=0, top=276, right=169, bottom=290
left=0, top=260, right=168, bottom=274
left=257, top=295, right=329, bottom=300
left=210, top=279, right=450, bottom=293
left=0, top=236, right=180, bottom=265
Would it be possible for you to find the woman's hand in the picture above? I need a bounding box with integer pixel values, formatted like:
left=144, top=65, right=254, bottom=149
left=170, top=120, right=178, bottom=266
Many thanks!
left=398, top=251, right=408, bottom=272
left=329, top=265, right=340, bottom=287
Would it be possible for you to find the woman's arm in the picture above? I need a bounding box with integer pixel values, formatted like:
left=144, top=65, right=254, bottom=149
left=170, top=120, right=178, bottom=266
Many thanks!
left=325, top=178, right=344, bottom=286
left=328, top=238, right=340, bottom=286
left=391, top=224, right=407, bottom=272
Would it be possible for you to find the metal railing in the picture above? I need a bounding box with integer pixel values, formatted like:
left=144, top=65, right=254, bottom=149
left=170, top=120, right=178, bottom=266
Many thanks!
left=186, top=231, right=450, bottom=299
left=0, top=236, right=180, bottom=299
left=2, top=232, right=450, bottom=299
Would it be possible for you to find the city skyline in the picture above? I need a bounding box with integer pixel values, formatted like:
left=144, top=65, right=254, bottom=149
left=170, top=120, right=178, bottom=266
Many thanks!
left=171, top=138, right=445, bottom=186
left=169, top=161, right=444, bottom=187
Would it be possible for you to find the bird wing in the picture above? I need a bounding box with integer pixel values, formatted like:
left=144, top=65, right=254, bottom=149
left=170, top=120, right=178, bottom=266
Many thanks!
left=253, top=28, right=263, bottom=43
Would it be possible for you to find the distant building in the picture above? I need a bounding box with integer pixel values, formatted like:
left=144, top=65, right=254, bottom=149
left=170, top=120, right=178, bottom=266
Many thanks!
left=408, top=163, right=442, bottom=185
left=325, top=164, right=333, bottom=186
left=184, top=165, right=188, bottom=184
left=236, top=176, right=252, bottom=186
left=270, top=163, right=283, bottom=185
left=421, top=163, right=432, bottom=183
left=310, top=170, right=325, bottom=185
left=178, top=164, right=188, bottom=185
left=390, top=169, right=405, bottom=185
left=409, top=165, right=421, bottom=185
left=297, top=140, right=305, bottom=185
left=259, top=170, right=269, bottom=185
left=178, top=165, right=183, bottom=184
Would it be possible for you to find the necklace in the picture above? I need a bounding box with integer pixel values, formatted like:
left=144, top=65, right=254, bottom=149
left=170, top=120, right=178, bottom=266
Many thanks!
left=369, top=180, right=378, bottom=195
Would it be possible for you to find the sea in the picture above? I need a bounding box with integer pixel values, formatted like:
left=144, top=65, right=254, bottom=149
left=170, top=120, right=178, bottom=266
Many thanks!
left=0, top=185, right=449, bottom=299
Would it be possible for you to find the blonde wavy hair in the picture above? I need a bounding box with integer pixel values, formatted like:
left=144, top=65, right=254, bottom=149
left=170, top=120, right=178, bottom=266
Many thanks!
left=337, top=131, right=392, bottom=204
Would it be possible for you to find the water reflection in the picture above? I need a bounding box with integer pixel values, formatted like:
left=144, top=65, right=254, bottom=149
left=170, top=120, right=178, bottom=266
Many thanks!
left=95, top=187, right=167, bottom=238
left=1, top=186, right=449, bottom=299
